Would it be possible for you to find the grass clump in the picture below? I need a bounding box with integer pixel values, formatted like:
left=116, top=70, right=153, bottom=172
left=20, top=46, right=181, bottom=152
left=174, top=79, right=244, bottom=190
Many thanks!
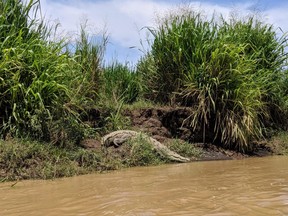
left=97, top=62, right=144, bottom=132
left=0, top=0, right=69, bottom=140
left=106, top=134, right=167, bottom=167
left=72, top=20, right=107, bottom=102
left=100, top=62, right=142, bottom=105
left=166, top=139, right=203, bottom=158
left=138, top=9, right=288, bottom=151
left=103, top=102, right=131, bottom=131
left=267, top=132, right=288, bottom=155
left=126, top=134, right=167, bottom=166
left=0, top=0, right=106, bottom=145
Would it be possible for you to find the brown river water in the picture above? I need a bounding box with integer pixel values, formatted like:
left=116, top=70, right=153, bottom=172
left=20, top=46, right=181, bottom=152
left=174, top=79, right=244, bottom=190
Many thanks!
left=1, top=156, right=288, bottom=216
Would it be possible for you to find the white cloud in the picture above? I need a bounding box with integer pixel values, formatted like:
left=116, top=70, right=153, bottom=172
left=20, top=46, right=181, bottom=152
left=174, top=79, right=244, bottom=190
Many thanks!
left=39, top=0, right=288, bottom=64
left=265, top=7, right=288, bottom=33
left=40, top=0, right=171, bottom=47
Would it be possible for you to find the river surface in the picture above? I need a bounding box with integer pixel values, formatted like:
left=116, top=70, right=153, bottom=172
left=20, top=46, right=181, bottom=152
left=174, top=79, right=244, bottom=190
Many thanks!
left=1, top=156, right=288, bottom=216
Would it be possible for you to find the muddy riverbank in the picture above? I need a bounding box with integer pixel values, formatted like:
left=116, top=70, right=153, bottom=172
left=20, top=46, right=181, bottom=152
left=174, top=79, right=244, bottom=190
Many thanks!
left=0, top=107, right=283, bottom=182
left=81, top=107, right=274, bottom=162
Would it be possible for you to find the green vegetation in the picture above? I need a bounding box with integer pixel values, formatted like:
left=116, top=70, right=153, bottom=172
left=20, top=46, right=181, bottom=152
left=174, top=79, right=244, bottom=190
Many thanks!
left=101, top=62, right=142, bottom=105
left=0, top=0, right=288, bottom=181
left=125, top=134, right=168, bottom=166
left=166, top=139, right=203, bottom=158
left=138, top=10, right=288, bottom=151
left=267, top=132, right=288, bottom=155
left=0, top=0, right=105, bottom=146
left=0, top=135, right=203, bottom=181
left=102, top=134, right=168, bottom=168
left=0, top=139, right=106, bottom=181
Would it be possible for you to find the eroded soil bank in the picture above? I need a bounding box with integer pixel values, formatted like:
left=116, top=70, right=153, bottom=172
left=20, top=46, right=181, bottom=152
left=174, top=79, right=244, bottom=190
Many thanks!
left=81, top=107, right=273, bottom=161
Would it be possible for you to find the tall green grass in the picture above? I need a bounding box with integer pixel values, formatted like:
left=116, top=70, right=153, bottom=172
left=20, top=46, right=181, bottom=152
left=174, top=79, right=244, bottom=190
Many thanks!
left=96, top=63, right=142, bottom=132
left=0, top=0, right=105, bottom=145
left=101, top=62, right=142, bottom=104
left=73, top=21, right=107, bottom=102
left=0, top=0, right=68, bottom=139
left=138, top=10, right=288, bottom=150
left=148, top=12, right=218, bottom=103
left=219, top=17, right=288, bottom=129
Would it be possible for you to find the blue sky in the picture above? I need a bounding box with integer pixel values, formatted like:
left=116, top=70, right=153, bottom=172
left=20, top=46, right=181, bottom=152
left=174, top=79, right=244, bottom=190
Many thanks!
left=40, top=0, right=288, bottom=66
